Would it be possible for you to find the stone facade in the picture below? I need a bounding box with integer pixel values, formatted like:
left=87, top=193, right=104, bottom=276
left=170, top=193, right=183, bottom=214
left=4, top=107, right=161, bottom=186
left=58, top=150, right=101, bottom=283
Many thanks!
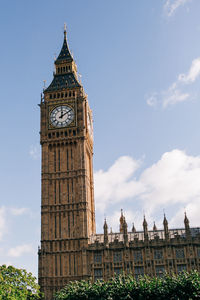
left=38, top=30, right=200, bottom=300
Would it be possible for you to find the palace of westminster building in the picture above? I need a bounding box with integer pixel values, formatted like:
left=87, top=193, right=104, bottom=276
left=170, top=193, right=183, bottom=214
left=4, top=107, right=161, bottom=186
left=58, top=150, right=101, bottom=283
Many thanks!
left=38, top=29, right=200, bottom=299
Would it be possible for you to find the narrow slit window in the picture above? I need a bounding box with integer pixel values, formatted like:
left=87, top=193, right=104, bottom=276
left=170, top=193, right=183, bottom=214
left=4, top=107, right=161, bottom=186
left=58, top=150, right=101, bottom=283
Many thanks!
left=66, top=148, right=69, bottom=170
left=68, top=212, right=70, bottom=236
left=69, top=254, right=71, bottom=275
left=74, top=254, right=76, bottom=275
left=55, top=215, right=57, bottom=238
left=59, top=181, right=61, bottom=203
left=60, top=255, right=62, bottom=276
left=54, top=181, right=56, bottom=204
left=59, top=212, right=61, bottom=238
left=72, top=180, right=74, bottom=202
left=54, top=149, right=56, bottom=172
left=58, top=148, right=60, bottom=171
left=67, top=181, right=70, bottom=203
left=55, top=255, right=57, bottom=276
left=71, top=148, right=73, bottom=169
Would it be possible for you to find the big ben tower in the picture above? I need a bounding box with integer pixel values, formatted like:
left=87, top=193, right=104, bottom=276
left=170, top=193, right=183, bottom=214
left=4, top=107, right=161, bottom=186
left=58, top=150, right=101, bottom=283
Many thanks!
left=38, top=28, right=95, bottom=299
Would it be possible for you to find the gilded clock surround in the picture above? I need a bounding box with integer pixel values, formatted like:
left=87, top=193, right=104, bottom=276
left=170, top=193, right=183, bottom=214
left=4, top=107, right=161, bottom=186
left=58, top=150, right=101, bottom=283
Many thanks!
left=48, top=101, right=77, bottom=129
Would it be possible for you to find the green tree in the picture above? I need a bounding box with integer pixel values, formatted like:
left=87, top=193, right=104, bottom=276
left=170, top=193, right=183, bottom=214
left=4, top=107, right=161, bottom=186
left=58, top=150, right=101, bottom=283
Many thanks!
left=55, top=271, right=200, bottom=300
left=0, top=265, right=41, bottom=300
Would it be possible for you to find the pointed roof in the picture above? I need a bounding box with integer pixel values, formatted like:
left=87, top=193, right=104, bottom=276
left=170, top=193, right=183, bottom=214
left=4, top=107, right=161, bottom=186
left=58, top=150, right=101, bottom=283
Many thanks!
left=163, top=213, right=168, bottom=225
left=120, top=209, right=124, bottom=222
left=153, top=222, right=157, bottom=231
left=103, top=218, right=108, bottom=229
left=45, top=73, right=80, bottom=92
left=55, top=28, right=73, bottom=64
left=143, top=215, right=147, bottom=227
left=45, top=28, right=81, bottom=93
left=132, top=223, right=136, bottom=233
left=184, top=212, right=189, bottom=225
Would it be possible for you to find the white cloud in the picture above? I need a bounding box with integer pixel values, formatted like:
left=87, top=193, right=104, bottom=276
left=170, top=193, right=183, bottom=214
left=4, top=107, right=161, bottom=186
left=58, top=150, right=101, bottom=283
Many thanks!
left=147, top=57, right=200, bottom=108
left=162, top=85, right=189, bottom=108
left=8, top=244, right=34, bottom=258
left=10, top=207, right=28, bottom=216
left=164, top=0, right=191, bottom=17
left=94, top=156, right=144, bottom=212
left=95, top=150, right=200, bottom=229
left=146, top=93, right=158, bottom=107
left=29, top=144, right=40, bottom=160
left=0, top=207, right=7, bottom=241
left=140, top=150, right=200, bottom=213
left=178, top=58, right=200, bottom=83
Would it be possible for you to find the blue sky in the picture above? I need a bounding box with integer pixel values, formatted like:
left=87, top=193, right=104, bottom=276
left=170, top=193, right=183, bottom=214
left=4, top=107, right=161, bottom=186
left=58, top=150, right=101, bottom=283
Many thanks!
left=1, top=0, right=200, bottom=277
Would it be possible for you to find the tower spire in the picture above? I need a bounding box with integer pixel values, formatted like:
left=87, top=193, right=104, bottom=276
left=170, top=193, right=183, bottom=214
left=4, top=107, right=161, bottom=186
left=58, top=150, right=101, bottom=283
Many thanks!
left=55, top=26, right=73, bottom=64
left=45, top=27, right=80, bottom=93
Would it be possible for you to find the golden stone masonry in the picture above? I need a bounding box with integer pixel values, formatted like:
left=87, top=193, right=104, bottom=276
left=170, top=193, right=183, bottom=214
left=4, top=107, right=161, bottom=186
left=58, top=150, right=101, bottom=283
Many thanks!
left=38, top=30, right=200, bottom=300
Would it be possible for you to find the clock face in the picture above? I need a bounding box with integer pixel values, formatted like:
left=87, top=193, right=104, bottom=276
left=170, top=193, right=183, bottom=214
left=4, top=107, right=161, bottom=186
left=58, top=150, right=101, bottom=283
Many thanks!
left=50, top=105, right=74, bottom=128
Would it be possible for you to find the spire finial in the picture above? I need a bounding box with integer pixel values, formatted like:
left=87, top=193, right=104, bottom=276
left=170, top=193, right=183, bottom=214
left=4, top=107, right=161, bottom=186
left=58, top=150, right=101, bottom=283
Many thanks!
left=153, top=221, right=157, bottom=231
left=64, top=23, right=67, bottom=40
left=184, top=211, right=189, bottom=224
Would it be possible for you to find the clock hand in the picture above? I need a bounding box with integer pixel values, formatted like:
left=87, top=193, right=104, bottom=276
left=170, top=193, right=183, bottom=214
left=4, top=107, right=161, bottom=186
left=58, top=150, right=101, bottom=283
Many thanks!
left=61, top=109, right=72, bottom=117
left=59, top=112, right=64, bottom=119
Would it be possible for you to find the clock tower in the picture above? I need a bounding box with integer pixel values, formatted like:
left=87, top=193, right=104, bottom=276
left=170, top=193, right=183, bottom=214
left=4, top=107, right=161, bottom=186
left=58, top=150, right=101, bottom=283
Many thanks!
left=38, top=28, right=95, bottom=299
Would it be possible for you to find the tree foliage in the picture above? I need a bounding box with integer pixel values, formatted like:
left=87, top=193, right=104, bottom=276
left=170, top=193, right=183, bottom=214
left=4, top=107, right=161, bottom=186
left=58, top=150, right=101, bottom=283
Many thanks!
left=0, top=265, right=41, bottom=300
left=55, top=271, right=200, bottom=300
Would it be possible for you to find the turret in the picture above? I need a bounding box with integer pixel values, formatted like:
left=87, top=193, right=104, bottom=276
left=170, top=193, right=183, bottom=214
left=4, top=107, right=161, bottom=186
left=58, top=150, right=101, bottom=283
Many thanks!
left=153, top=221, right=157, bottom=231
left=103, top=219, right=108, bottom=246
left=163, top=214, right=169, bottom=240
left=119, top=209, right=124, bottom=233
left=123, top=217, right=128, bottom=246
left=143, top=216, right=148, bottom=241
left=184, top=212, right=191, bottom=239
left=132, top=222, right=136, bottom=233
